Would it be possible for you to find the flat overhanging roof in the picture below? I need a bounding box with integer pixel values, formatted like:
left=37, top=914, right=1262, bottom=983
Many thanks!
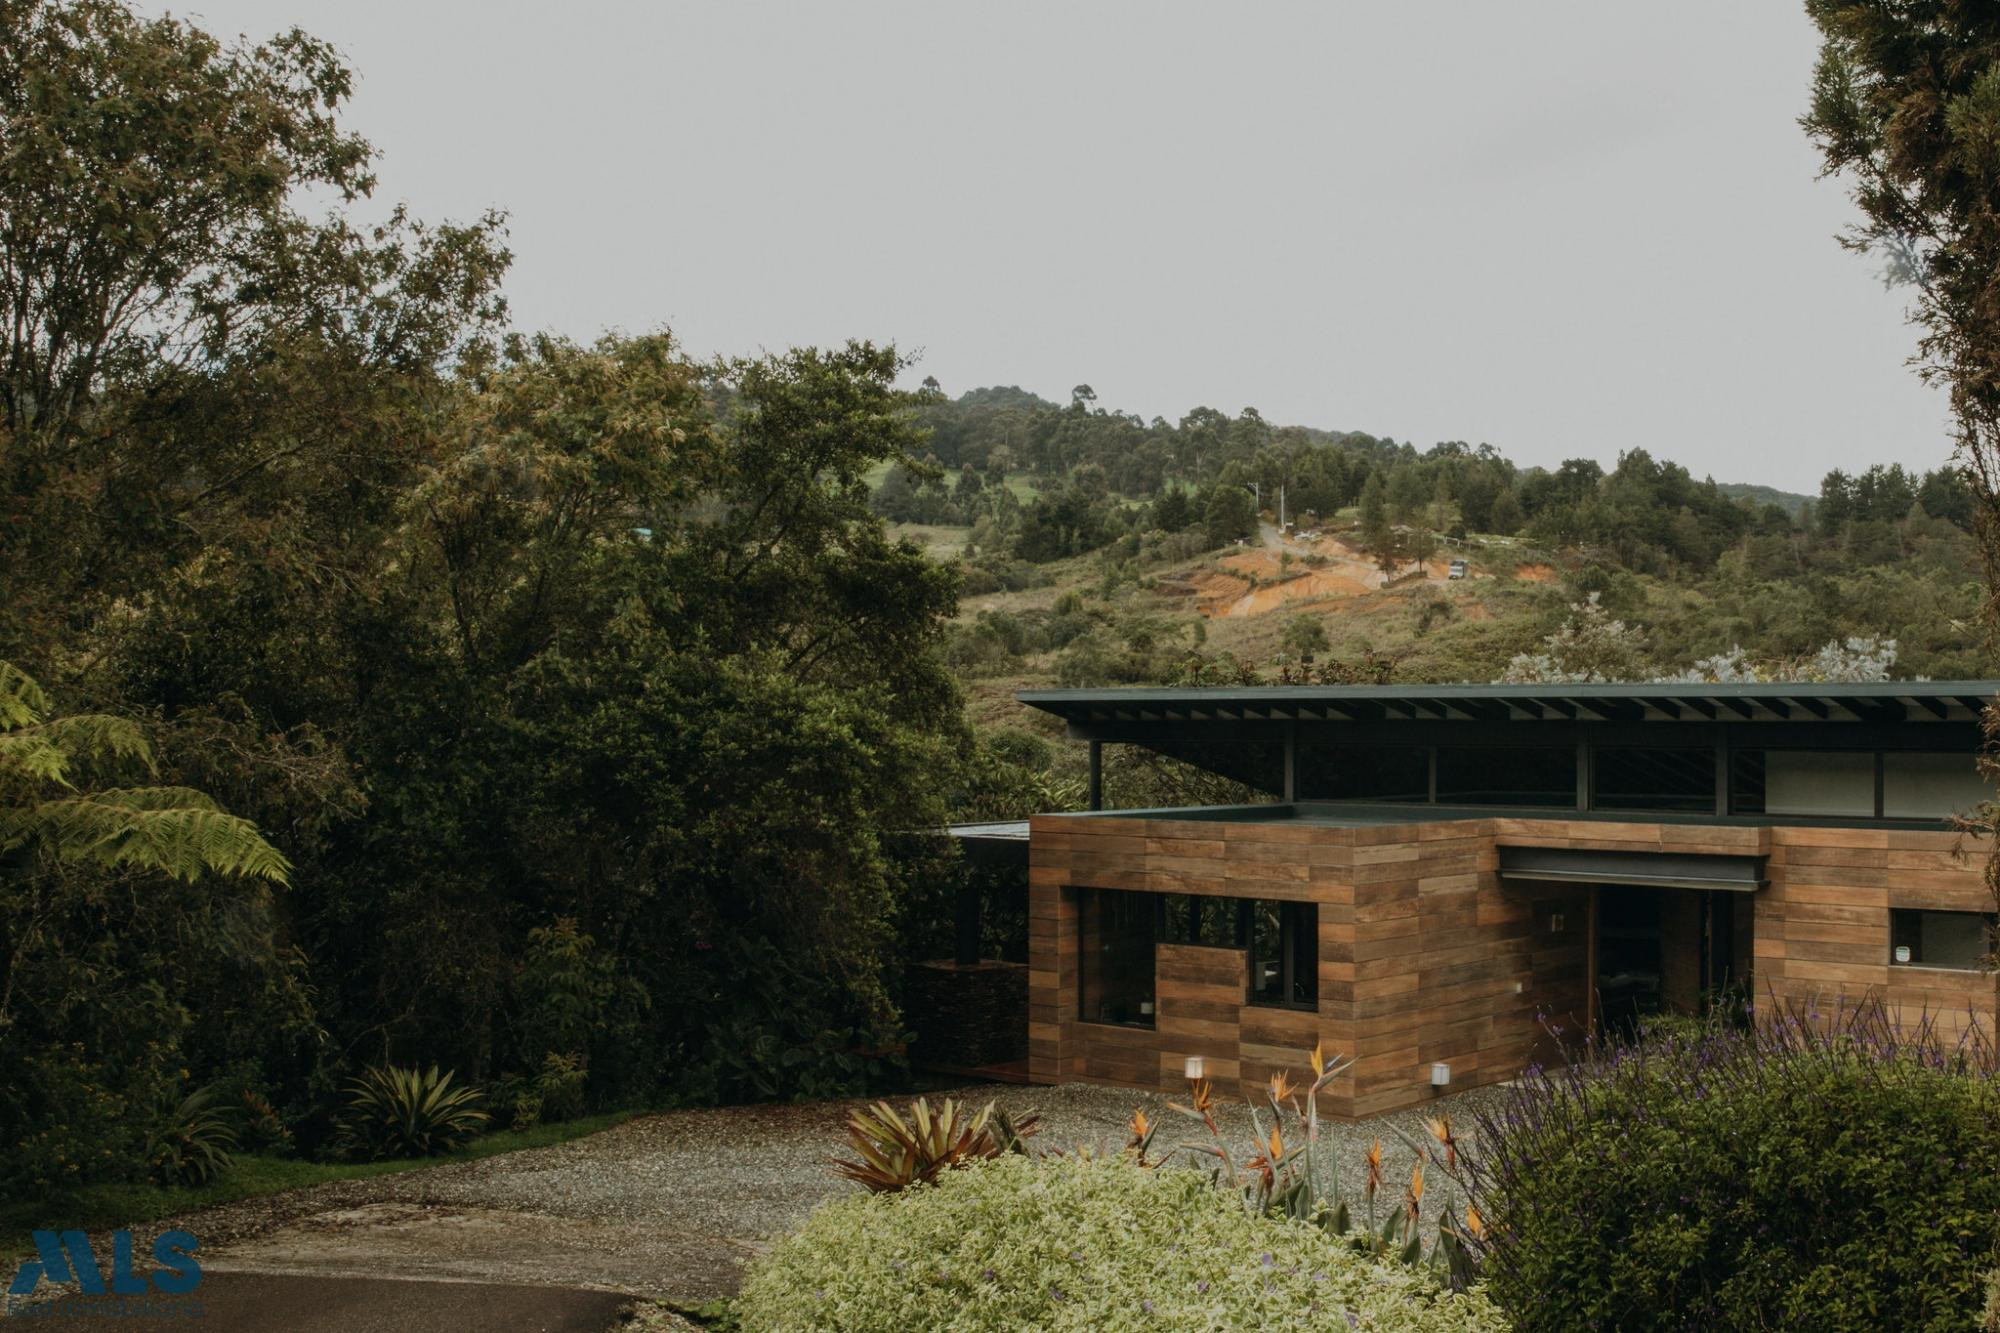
left=940, top=820, right=1030, bottom=867
left=1019, top=681, right=2000, bottom=728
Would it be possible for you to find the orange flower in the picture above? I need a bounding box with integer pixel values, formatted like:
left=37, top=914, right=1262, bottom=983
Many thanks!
left=1267, top=1126, right=1284, bottom=1160
left=1267, top=1070, right=1295, bottom=1105
left=1364, top=1137, right=1383, bottom=1197
left=1465, top=1204, right=1486, bottom=1240
left=1309, top=1039, right=1326, bottom=1078
left=1405, top=1161, right=1425, bottom=1224
left=1129, top=1109, right=1151, bottom=1141
left=1427, top=1115, right=1459, bottom=1171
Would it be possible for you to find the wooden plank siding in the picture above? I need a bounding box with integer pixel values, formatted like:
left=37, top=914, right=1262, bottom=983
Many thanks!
left=1027, top=812, right=1998, bottom=1118
left=1760, top=826, right=1998, bottom=1046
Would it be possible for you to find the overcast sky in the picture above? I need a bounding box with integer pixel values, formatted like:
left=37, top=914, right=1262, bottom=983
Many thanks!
left=162, top=1, right=1949, bottom=491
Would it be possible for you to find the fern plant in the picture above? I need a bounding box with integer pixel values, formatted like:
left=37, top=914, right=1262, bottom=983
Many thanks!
left=336, top=1064, right=489, bottom=1160
left=0, top=661, right=290, bottom=883
left=147, top=1086, right=238, bottom=1186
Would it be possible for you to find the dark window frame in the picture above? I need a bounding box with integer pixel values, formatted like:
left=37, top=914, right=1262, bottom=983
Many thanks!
left=1295, top=743, right=1433, bottom=804
left=1246, top=899, right=1318, bottom=1011
left=1889, top=907, right=1996, bottom=972
left=1076, top=887, right=1158, bottom=1029
left=1434, top=743, right=1578, bottom=809
left=1589, top=745, right=1719, bottom=814
left=1160, top=893, right=1249, bottom=949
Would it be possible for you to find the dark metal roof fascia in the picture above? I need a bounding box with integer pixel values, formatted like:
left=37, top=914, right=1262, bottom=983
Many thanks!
left=1496, top=845, right=1767, bottom=892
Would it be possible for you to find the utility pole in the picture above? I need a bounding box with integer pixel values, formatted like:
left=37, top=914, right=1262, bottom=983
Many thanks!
left=1279, top=484, right=1287, bottom=529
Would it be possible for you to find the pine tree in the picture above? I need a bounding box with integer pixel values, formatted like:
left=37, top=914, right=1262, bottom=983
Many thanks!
left=1359, top=471, right=1396, bottom=566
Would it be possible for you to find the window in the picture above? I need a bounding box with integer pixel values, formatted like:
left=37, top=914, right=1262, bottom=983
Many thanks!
left=1882, top=753, right=1990, bottom=819
left=1161, top=894, right=1247, bottom=948
left=1079, top=889, right=1156, bottom=1027
left=1295, top=744, right=1430, bottom=802
left=1890, top=909, right=1993, bottom=971
left=1436, top=746, right=1575, bottom=807
left=1141, top=741, right=1286, bottom=799
left=1248, top=900, right=1317, bottom=1008
left=1592, top=747, right=1714, bottom=813
left=1732, top=750, right=1875, bottom=817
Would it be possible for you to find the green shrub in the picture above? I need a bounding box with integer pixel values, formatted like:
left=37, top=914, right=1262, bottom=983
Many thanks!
left=1, top=1034, right=184, bottom=1201
left=334, top=1064, right=488, bottom=1160
left=542, top=1051, right=589, bottom=1121
left=739, top=1154, right=1507, bottom=1331
left=1462, top=1002, right=2000, bottom=1331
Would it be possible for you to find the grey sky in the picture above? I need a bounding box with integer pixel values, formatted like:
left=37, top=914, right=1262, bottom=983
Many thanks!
left=165, top=1, right=1949, bottom=490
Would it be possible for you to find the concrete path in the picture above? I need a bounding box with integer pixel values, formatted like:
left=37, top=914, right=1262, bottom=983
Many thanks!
left=21, top=1272, right=630, bottom=1332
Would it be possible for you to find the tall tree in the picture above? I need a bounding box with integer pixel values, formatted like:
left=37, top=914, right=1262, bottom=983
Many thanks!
left=1801, top=3, right=2000, bottom=621
left=1358, top=470, right=1396, bottom=566
left=0, top=0, right=509, bottom=675
left=1202, top=483, right=1257, bottom=548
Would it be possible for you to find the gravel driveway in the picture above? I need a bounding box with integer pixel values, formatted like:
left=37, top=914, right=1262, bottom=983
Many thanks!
left=153, top=1081, right=1509, bottom=1304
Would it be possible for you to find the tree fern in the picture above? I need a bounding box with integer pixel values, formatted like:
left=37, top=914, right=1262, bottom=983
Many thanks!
left=0, top=662, right=289, bottom=883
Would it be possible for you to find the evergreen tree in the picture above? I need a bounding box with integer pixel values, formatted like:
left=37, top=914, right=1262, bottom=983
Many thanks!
left=1359, top=471, right=1395, bottom=564
left=1202, top=484, right=1258, bottom=549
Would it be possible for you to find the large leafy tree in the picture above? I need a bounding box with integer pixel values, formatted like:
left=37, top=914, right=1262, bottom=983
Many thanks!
left=273, top=333, right=964, bottom=1099
left=0, top=0, right=974, bottom=1195
left=0, top=0, right=508, bottom=679
left=1801, top=3, right=2000, bottom=617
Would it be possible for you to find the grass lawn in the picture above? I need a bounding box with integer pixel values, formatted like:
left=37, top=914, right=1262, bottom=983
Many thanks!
left=0, top=1110, right=636, bottom=1259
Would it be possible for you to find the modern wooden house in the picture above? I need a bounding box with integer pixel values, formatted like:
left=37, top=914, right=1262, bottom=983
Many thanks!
left=1016, top=682, right=2000, bottom=1118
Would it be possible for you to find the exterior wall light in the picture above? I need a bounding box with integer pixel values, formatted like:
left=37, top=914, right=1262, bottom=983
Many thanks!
left=1430, top=1062, right=1452, bottom=1088
left=1184, top=1056, right=1206, bottom=1081
left=1549, top=913, right=1565, bottom=933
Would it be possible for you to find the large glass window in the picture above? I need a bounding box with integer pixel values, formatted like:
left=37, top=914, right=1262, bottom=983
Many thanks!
left=1882, top=753, right=1991, bottom=819
left=1890, top=909, right=1994, bottom=971
left=1436, top=746, right=1575, bottom=807
left=1592, top=747, right=1715, bottom=813
left=1141, top=741, right=1285, bottom=799
left=1248, top=900, right=1317, bottom=1009
left=1161, top=894, right=1247, bottom=948
left=1295, top=744, right=1430, bottom=802
left=1078, top=889, right=1156, bottom=1027
left=1734, top=750, right=1874, bottom=817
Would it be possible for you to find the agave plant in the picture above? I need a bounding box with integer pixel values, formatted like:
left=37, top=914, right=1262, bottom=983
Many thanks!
left=829, top=1096, right=1041, bottom=1193
left=147, top=1087, right=238, bottom=1186
left=336, top=1063, right=488, bottom=1160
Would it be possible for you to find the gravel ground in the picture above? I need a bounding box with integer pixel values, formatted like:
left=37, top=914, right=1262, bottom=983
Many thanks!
left=152, top=1080, right=1512, bottom=1304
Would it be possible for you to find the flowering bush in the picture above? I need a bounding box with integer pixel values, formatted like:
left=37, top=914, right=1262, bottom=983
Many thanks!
left=1142, top=1047, right=1481, bottom=1289
left=1454, top=1001, right=2000, bottom=1331
left=739, top=1153, right=1507, bottom=1331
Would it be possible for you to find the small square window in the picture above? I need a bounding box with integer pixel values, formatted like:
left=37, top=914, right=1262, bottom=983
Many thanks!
left=1890, top=909, right=1994, bottom=971
left=1161, top=894, right=1246, bottom=948
left=1247, top=900, right=1317, bottom=1008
